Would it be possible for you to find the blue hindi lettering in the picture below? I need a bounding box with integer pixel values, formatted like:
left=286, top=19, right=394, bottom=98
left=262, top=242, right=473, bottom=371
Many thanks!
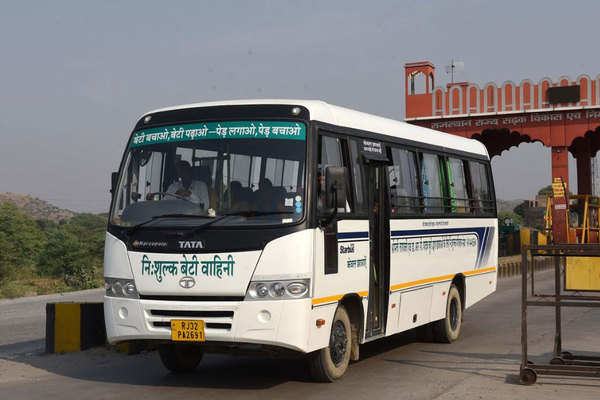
left=339, top=243, right=355, bottom=254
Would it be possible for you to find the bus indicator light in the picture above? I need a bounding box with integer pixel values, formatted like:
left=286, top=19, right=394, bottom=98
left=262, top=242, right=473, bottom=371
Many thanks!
left=316, top=319, right=326, bottom=327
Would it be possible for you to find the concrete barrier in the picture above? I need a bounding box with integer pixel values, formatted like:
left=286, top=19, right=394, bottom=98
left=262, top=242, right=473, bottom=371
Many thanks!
left=498, top=257, right=553, bottom=278
left=45, top=302, right=105, bottom=353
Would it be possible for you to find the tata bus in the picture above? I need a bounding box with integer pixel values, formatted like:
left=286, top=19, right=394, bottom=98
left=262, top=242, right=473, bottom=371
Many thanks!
left=104, top=100, right=497, bottom=381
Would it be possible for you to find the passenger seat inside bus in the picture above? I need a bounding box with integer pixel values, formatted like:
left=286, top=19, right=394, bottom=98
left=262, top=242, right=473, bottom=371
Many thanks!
left=192, top=165, right=217, bottom=208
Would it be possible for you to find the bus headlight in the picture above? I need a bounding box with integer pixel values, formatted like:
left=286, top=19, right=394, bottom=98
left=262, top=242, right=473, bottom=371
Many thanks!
left=255, top=283, right=269, bottom=298
left=270, top=282, right=286, bottom=297
left=105, top=278, right=139, bottom=299
left=246, top=279, right=310, bottom=300
left=286, top=281, right=309, bottom=297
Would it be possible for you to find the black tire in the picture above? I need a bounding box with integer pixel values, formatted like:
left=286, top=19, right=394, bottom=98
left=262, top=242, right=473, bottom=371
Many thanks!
left=432, top=284, right=462, bottom=343
left=158, top=343, right=204, bottom=373
left=309, top=305, right=352, bottom=382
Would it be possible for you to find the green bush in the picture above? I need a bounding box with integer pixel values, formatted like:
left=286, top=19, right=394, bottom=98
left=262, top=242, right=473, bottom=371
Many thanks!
left=0, top=201, right=106, bottom=296
left=0, top=203, right=46, bottom=282
left=38, top=229, right=90, bottom=276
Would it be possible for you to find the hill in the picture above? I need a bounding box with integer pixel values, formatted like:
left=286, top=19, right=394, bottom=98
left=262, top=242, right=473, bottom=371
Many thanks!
left=0, top=193, right=75, bottom=222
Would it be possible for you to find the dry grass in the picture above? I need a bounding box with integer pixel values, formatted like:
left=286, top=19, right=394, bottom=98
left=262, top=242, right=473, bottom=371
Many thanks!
left=0, top=268, right=103, bottom=299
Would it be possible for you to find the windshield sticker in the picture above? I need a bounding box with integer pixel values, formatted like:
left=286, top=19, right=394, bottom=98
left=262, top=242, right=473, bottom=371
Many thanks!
left=284, top=198, right=294, bottom=207
left=141, top=254, right=234, bottom=283
left=282, top=218, right=293, bottom=223
left=295, top=195, right=302, bottom=202
left=131, top=121, right=306, bottom=147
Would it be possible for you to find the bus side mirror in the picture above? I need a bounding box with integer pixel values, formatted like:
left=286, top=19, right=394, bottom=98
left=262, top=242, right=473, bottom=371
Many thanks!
left=325, top=166, right=348, bottom=210
left=110, top=171, right=119, bottom=194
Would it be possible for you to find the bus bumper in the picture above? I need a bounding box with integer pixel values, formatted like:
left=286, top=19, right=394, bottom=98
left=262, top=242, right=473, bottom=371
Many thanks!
left=104, top=296, right=313, bottom=353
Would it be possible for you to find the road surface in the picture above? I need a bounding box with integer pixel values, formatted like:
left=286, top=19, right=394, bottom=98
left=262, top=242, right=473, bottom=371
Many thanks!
left=1, top=274, right=599, bottom=399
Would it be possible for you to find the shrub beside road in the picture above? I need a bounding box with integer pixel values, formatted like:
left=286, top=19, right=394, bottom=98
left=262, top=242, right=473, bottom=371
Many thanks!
left=0, top=202, right=105, bottom=298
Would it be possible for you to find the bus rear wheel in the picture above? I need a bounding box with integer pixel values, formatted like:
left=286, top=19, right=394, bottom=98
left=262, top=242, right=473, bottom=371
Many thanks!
left=158, top=343, right=204, bottom=373
left=309, top=305, right=352, bottom=382
left=432, top=284, right=462, bottom=343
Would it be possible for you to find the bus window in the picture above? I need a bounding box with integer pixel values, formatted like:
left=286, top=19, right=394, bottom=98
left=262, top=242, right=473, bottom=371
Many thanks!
left=388, top=147, right=420, bottom=215
left=420, top=153, right=444, bottom=214
left=469, top=161, right=493, bottom=214
left=348, top=140, right=366, bottom=214
left=448, top=157, right=469, bottom=213
left=318, top=135, right=350, bottom=213
left=228, top=154, right=252, bottom=187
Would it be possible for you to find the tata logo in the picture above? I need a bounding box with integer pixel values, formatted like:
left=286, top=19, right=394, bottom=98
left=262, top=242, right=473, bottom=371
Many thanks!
left=179, top=276, right=196, bottom=289
left=179, top=241, right=204, bottom=249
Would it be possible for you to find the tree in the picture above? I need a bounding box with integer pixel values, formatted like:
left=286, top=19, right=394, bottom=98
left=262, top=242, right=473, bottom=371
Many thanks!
left=63, top=213, right=107, bottom=268
left=39, top=229, right=94, bottom=278
left=513, top=201, right=527, bottom=218
left=538, top=185, right=553, bottom=196
left=498, top=211, right=523, bottom=227
left=0, top=202, right=46, bottom=282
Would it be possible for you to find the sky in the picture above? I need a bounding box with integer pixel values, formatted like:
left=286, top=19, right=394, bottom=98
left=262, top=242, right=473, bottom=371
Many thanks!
left=1, top=0, right=598, bottom=212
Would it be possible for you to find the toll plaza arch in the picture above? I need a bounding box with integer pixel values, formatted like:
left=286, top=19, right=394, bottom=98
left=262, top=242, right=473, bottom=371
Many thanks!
left=404, top=61, right=600, bottom=243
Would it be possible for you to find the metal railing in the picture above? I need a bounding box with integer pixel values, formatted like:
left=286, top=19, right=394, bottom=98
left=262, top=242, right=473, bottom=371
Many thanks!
left=519, top=244, right=600, bottom=384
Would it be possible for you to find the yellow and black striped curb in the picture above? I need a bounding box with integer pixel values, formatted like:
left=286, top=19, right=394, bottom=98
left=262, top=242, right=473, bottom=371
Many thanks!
left=45, top=302, right=105, bottom=354
left=497, top=258, right=553, bottom=278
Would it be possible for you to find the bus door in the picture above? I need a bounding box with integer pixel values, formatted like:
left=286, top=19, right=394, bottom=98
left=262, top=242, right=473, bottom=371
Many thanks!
left=365, top=163, right=390, bottom=338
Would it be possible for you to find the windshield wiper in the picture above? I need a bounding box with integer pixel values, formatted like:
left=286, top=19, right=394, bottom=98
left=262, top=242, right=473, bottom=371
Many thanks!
left=223, top=210, right=295, bottom=217
left=182, top=210, right=295, bottom=237
left=126, top=213, right=214, bottom=236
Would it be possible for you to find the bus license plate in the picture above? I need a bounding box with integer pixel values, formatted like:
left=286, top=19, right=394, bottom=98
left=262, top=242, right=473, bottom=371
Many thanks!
left=170, top=319, right=205, bottom=342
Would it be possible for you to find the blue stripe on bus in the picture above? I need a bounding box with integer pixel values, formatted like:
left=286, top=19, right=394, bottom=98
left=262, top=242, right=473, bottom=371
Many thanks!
left=337, top=227, right=494, bottom=269
left=337, top=231, right=369, bottom=240
left=390, top=227, right=486, bottom=237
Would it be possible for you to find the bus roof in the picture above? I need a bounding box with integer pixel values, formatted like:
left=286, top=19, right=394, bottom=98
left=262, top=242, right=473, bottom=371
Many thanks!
left=144, top=99, right=489, bottom=158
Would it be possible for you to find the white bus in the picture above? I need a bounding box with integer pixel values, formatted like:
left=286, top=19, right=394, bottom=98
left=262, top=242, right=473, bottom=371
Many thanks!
left=104, top=100, right=497, bottom=381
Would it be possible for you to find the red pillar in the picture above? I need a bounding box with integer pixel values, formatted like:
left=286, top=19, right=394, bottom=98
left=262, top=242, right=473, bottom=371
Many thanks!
left=551, top=147, right=569, bottom=243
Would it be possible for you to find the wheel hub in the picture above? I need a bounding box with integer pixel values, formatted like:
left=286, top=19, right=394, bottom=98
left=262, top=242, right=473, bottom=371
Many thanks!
left=450, top=298, right=459, bottom=331
left=329, top=320, right=348, bottom=366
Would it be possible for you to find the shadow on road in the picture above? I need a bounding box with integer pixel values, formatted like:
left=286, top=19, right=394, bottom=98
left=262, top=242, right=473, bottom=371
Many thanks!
left=0, top=330, right=424, bottom=389
left=1, top=347, right=311, bottom=389
left=0, top=339, right=44, bottom=359
left=385, top=349, right=600, bottom=388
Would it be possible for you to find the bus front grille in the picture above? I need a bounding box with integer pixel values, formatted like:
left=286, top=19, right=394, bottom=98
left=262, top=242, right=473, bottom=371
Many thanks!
left=150, top=310, right=234, bottom=318
left=144, top=305, right=236, bottom=336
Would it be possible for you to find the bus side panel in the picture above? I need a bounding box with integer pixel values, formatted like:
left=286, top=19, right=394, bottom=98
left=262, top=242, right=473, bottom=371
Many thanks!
left=386, top=291, right=401, bottom=334
left=309, top=220, right=370, bottom=351
left=388, top=218, right=496, bottom=335
left=397, top=286, right=433, bottom=332
left=465, top=218, right=498, bottom=308
left=465, top=273, right=496, bottom=308
left=429, top=281, right=453, bottom=322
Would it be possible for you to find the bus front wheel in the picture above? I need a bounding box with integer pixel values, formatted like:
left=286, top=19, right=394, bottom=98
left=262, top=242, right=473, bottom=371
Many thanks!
left=158, top=343, right=204, bottom=373
left=308, top=305, right=352, bottom=382
left=432, top=284, right=462, bottom=343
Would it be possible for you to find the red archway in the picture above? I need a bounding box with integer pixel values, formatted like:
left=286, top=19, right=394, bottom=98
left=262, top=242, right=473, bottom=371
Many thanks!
left=404, top=61, right=600, bottom=243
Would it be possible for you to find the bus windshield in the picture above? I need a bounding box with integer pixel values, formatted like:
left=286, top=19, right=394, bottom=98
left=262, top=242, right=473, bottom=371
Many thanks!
left=110, top=120, right=307, bottom=228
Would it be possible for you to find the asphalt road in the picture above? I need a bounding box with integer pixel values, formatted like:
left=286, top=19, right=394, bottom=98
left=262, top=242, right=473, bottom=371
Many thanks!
left=0, top=288, right=104, bottom=358
left=1, top=274, right=599, bottom=399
